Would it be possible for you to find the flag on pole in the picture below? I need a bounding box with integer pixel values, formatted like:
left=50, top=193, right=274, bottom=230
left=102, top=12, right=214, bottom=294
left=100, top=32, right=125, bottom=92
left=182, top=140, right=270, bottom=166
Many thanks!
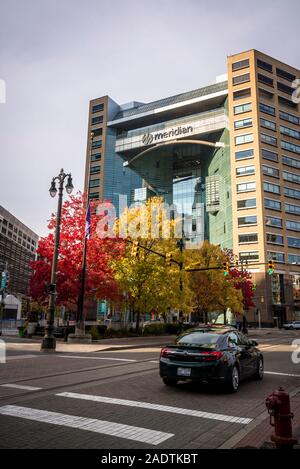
left=85, top=200, right=91, bottom=240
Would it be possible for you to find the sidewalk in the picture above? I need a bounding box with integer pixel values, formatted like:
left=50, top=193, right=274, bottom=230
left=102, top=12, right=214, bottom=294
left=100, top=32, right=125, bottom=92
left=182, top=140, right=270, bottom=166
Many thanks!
left=234, top=391, right=300, bottom=449
left=3, top=334, right=176, bottom=354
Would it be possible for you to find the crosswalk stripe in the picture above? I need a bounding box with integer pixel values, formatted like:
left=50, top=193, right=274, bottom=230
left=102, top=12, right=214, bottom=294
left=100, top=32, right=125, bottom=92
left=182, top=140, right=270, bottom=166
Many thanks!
left=58, top=355, right=137, bottom=362
left=265, top=371, right=300, bottom=378
left=6, top=355, right=39, bottom=361
left=0, top=405, right=173, bottom=445
left=57, top=392, right=252, bottom=425
left=0, top=384, right=42, bottom=391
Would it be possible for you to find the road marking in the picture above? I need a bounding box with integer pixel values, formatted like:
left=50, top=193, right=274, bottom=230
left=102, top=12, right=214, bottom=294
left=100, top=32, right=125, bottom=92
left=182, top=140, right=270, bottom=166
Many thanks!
left=265, top=371, right=300, bottom=378
left=6, top=354, right=39, bottom=361
left=149, top=360, right=159, bottom=363
left=0, top=384, right=42, bottom=391
left=58, top=355, right=137, bottom=362
left=0, top=405, right=173, bottom=445
left=57, top=392, right=252, bottom=425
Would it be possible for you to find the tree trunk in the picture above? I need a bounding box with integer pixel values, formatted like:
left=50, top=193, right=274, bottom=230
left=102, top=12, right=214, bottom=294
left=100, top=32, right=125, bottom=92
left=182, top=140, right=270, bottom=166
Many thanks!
left=135, top=309, right=140, bottom=333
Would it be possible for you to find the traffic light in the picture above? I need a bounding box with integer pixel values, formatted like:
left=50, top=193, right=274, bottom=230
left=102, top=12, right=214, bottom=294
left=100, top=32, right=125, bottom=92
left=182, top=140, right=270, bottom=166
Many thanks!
left=252, top=283, right=257, bottom=292
left=1, top=271, right=6, bottom=290
left=165, top=253, right=172, bottom=267
left=223, top=261, right=230, bottom=276
left=268, top=259, right=275, bottom=275
left=131, top=241, right=139, bottom=258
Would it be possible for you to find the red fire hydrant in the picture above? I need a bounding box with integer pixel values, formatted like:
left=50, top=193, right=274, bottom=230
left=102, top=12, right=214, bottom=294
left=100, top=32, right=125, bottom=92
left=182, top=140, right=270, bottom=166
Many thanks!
left=265, top=387, right=298, bottom=449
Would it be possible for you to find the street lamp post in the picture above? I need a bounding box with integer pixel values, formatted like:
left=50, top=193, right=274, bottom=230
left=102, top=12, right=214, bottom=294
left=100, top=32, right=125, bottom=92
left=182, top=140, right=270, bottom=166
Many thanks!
left=41, top=169, right=73, bottom=352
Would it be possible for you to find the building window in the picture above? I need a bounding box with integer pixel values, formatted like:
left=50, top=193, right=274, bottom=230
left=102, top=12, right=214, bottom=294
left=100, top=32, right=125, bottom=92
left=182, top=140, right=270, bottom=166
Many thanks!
left=262, top=165, right=279, bottom=178
left=283, top=171, right=300, bottom=185
left=234, top=102, right=252, bottom=115
left=288, top=237, right=300, bottom=248
left=238, top=233, right=258, bottom=244
left=89, top=179, right=100, bottom=188
left=282, top=155, right=300, bottom=170
left=285, top=202, right=300, bottom=215
left=261, top=133, right=277, bottom=146
left=91, top=116, right=104, bottom=125
left=288, top=254, right=300, bottom=265
left=279, top=110, right=299, bottom=125
left=259, top=88, right=274, bottom=101
left=239, top=251, right=259, bottom=262
left=276, top=67, right=296, bottom=82
left=93, top=128, right=103, bottom=137
left=238, top=215, right=257, bottom=226
left=232, top=59, right=250, bottom=71
left=262, top=148, right=278, bottom=162
left=237, top=198, right=256, bottom=209
left=236, top=165, right=255, bottom=176
left=90, top=165, right=101, bottom=175
left=266, top=216, right=282, bottom=227
left=280, top=125, right=300, bottom=140
left=257, top=59, right=273, bottom=73
left=235, top=133, right=254, bottom=145
left=284, top=188, right=300, bottom=206
left=277, top=82, right=294, bottom=96
left=232, top=73, right=250, bottom=85
left=259, top=102, right=276, bottom=116
left=286, top=220, right=300, bottom=231
left=264, top=181, right=280, bottom=194
left=268, top=251, right=285, bottom=263
left=89, top=192, right=100, bottom=199
left=265, top=199, right=281, bottom=210
left=92, top=103, right=104, bottom=113
left=234, top=118, right=252, bottom=130
left=281, top=140, right=300, bottom=155
left=92, top=140, right=102, bottom=149
left=235, top=149, right=254, bottom=160
left=237, top=181, right=256, bottom=193
left=267, top=233, right=284, bottom=245
left=260, top=118, right=276, bottom=131
left=258, top=73, right=274, bottom=87
left=278, top=96, right=298, bottom=110
left=91, top=153, right=101, bottom=162
left=233, top=88, right=251, bottom=101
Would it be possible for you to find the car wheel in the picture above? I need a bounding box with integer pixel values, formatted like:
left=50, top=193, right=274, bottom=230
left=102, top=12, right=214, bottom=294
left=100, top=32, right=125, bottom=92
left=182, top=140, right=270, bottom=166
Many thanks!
left=162, top=377, right=177, bottom=387
left=253, top=357, right=264, bottom=380
left=226, top=365, right=240, bottom=393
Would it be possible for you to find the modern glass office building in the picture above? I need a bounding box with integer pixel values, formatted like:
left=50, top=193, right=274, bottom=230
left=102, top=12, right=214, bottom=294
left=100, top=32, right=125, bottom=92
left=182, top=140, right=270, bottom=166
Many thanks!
left=84, top=49, right=300, bottom=326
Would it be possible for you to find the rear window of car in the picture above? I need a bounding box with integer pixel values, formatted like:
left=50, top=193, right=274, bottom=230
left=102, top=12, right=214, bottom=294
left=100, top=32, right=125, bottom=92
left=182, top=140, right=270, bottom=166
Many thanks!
left=177, top=332, right=219, bottom=348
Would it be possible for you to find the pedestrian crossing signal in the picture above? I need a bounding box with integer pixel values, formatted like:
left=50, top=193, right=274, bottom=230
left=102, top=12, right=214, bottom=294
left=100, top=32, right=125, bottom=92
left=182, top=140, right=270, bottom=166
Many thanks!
left=268, top=259, right=275, bottom=275
left=131, top=241, right=139, bottom=258
left=223, top=261, right=229, bottom=276
left=165, top=253, right=172, bottom=267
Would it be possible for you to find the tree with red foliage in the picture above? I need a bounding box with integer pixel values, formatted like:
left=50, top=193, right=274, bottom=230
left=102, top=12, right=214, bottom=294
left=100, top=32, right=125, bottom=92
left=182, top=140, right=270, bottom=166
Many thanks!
left=29, top=194, right=124, bottom=309
left=229, top=268, right=255, bottom=310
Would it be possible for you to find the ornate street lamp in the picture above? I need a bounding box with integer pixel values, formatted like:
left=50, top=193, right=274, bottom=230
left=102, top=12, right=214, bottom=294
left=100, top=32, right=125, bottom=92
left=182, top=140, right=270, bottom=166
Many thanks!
left=41, top=169, right=73, bottom=352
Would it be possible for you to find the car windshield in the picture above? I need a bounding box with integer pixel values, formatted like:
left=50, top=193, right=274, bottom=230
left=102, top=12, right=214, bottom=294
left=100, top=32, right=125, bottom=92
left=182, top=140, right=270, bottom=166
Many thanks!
left=177, top=332, right=219, bottom=349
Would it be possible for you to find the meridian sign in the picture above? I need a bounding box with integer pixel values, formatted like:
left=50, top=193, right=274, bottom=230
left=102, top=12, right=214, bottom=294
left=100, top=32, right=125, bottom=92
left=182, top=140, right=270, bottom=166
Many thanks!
left=142, top=125, right=193, bottom=146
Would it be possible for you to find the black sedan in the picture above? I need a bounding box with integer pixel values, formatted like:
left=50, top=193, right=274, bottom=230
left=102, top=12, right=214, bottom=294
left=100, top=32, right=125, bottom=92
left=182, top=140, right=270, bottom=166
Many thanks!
left=159, top=327, right=263, bottom=392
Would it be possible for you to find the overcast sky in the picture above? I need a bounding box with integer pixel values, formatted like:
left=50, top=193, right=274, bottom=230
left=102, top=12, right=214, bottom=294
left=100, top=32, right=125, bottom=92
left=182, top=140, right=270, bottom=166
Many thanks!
left=0, top=0, right=300, bottom=237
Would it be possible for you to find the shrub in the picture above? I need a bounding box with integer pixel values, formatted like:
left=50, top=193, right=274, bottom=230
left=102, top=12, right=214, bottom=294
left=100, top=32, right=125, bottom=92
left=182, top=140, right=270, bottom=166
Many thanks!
left=142, top=323, right=166, bottom=335
left=89, top=326, right=100, bottom=340
left=164, top=323, right=180, bottom=334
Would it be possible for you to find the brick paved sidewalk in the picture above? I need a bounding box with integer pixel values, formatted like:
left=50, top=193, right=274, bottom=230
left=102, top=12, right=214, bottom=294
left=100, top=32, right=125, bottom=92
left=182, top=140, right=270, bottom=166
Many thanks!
left=235, top=393, right=300, bottom=449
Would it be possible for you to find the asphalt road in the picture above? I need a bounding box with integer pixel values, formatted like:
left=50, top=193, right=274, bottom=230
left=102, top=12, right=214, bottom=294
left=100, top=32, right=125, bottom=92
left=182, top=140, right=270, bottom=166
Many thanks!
left=0, top=330, right=299, bottom=449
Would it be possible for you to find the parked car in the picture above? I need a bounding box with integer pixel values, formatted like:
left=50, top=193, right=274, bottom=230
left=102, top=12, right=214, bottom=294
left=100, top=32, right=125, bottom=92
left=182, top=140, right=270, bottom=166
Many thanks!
left=159, top=326, right=263, bottom=393
left=283, top=321, right=300, bottom=330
